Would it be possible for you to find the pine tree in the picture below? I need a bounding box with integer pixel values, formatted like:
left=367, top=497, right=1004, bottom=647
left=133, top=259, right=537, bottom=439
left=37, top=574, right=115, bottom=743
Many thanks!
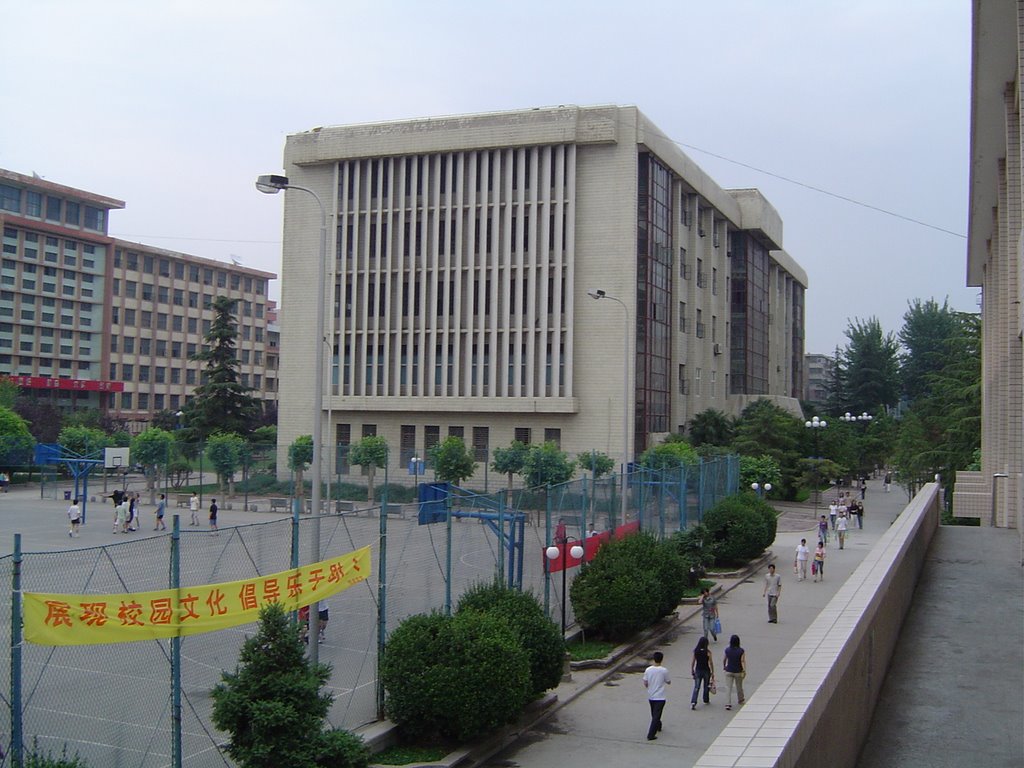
left=182, top=296, right=261, bottom=441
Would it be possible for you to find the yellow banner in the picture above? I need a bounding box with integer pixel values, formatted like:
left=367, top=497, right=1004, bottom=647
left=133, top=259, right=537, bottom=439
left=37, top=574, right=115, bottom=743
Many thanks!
left=23, top=545, right=371, bottom=646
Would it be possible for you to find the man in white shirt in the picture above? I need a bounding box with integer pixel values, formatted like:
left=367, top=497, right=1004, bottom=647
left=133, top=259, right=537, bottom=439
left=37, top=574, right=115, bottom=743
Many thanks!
left=828, top=500, right=838, bottom=530
left=794, top=539, right=809, bottom=581
left=643, top=651, right=670, bottom=740
left=837, top=512, right=849, bottom=549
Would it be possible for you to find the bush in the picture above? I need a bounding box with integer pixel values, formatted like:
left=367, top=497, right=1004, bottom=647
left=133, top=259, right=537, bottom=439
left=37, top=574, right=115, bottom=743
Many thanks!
left=671, top=525, right=713, bottom=587
left=24, top=741, right=90, bottom=768
left=313, top=729, right=370, bottom=768
left=381, top=611, right=531, bottom=743
left=569, top=533, right=686, bottom=641
left=456, top=579, right=564, bottom=695
left=702, top=494, right=777, bottom=566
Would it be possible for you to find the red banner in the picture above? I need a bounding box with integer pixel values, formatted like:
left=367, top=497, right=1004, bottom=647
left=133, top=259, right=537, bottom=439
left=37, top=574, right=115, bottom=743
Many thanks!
left=7, top=376, right=124, bottom=393
left=544, top=521, right=640, bottom=572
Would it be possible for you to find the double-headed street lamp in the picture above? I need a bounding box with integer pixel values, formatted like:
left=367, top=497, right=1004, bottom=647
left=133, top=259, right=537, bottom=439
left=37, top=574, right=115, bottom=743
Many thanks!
left=546, top=540, right=586, bottom=634
left=256, top=173, right=328, bottom=667
left=751, top=482, right=772, bottom=498
left=587, top=289, right=630, bottom=528
left=804, top=416, right=828, bottom=516
left=840, top=411, right=873, bottom=425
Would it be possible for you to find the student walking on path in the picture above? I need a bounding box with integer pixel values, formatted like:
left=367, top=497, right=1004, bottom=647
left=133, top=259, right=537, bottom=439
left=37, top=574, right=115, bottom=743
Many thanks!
left=67, top=498, right=81, bottom=537
left=189, top=491, right=200, bottom=526
left=794, top=539, right=809, bottom=581
left=154, top=493, right=167, bottom=530
left=209, top=498, right=219, bottom=534
left=837, top=511, right=849, bottom=549
left=699, top=587, right=719, bottom=642
left=763, top=564, right=782, bottom=623
left=690, top=637, right=715, bottom=710
left=643, top=651, right=670, bottom=740
left=722, top=635, right=746, bottom=711
left=813, top=541, right=826, bottom=582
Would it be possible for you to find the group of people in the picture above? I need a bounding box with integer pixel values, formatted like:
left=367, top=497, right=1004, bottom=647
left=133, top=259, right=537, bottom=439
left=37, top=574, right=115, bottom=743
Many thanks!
left=827, top=492, right=865, bottom=550
left=109, top=490, right=145, bottom=534
left=61, top=490, right=220, bottom=537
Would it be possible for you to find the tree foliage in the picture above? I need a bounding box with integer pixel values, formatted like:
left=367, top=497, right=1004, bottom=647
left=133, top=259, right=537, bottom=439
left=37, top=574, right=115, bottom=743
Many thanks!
left=211, top=603, right=367, bottom=768
left=288, top=435, right=313, bottom=499
left=429, top=435, right=477, bottom=485
left=521, top=442, right=576, bottom=488
left=731, top=399, right=803, bottom=497
left=13, top=398, right=63, bottom=443
left=349, top=435, right=388, bottom=503
left=181, top=296, right=261, bottom=441
left=686, top=408, right=735, bottom=448
left=577, top=450, right=615, bottom=478
left=491, top=441, right=530, bottom=492
left=639, top=440, right=699, bottom=471
left=206, top=432, right=247, bottom=496
left=899, top=298, right=962, bottom=404
left=0, top=406, right=35, bottom=468
left=131, top=428, right=174, bottom=491
left=738, top=454, right=781, bottom=493
left=56, top=425, right=109, bottom=457
left=829, top=317, right=901, bottom=415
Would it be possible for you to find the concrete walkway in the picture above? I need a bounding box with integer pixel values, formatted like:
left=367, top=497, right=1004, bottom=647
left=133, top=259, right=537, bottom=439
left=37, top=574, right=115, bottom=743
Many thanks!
left=474, top=481, right=915, bottom=768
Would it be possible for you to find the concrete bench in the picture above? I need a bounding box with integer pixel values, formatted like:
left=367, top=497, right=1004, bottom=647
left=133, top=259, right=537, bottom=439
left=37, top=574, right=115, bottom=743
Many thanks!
left=383, top=503, right=404, bottom=519
left=269, top=497, right=290, bottom=512
left=175, top=494, right=192, bottom=508
left=335, top=500, right=357, bottom=515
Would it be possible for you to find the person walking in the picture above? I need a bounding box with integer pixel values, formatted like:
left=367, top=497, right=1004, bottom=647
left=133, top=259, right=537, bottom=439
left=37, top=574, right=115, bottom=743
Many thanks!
left=884, top=472, right=892, bottom=493
left=189, top=491, right=200, bottom=526
left=316, top=599, right=329, bottom=643
left=828, top=499, right=838, bottom=531
left=115, top=497, right=129, bottom=533
left=763, top=563, right=782, bottom=623
left=642, top=650, right=670, bottom=740
left=126, top=493, right=138, bottom=532
left=699, top=586, right=719, bottom=642
left=859, top=478, right=867, bottom=499
left=855, top=499, right=864, bottom=529
left=722, top=635, right=746, bottom=711
left=817, top=514, right=829, bottom=546
left=813, top=540, right=826, bottom=582
left=794, top=538, right=809, bottom=581
left=208, top=498, right=219, bottom=534
left=836, top=511, right=849, bottom=549
left=690, top=636, right=715, bottom=710
left=67, top=497, right=82, bottom=537
left=154, top=493, right=167, bottom=530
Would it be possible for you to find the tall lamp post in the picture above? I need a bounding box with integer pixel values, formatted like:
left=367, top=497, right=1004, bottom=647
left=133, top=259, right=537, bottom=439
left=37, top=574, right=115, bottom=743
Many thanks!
left=587, top=289, right=630, bottom=528
left=840, top=412, right=872, bottom=486
left=545, top=540, right=586, bottom=634
left=805, top=416, right=828, bottom=516
left=256, top=173, right=328, bottom=666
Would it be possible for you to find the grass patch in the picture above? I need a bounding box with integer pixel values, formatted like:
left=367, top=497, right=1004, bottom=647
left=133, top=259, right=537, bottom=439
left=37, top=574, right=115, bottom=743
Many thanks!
left=681, top=579, right=716, bottom=598
left=566, top=638, right=617, bottom=662
left=372, top=744, right=451, bottom=765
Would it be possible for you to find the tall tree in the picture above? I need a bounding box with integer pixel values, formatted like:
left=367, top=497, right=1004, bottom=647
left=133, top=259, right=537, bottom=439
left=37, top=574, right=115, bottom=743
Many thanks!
left=131, top=427, right=174, bottom=495
left=182, top=296, right=261, bottom=441
left=686, top=408, right=735, bottom=448
left=732, top=399, right=803, bottom=498
left=288, top=435, right=313, bottom=500
left=491, top=441, right=530, bottom=495
left=0, top=406, right=35, bottom=469
left=429, top=435, right=477, bottom=486
left=350, top=435, right=388, bottom=503
left=206, top=432, right=246, bottom=497
left=830, top=317, right=901, bottom=415
left=899, top=298, right=962, bottom=404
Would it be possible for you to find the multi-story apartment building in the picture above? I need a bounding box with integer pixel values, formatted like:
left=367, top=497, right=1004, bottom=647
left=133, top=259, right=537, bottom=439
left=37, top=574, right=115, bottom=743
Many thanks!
left=803, top=353, right=833, bottom=405
left=273, top=105, right=807, bottom=483
left=957, top=4, right=1022, bottom=533
left=0, top=169, right=278, bottom=430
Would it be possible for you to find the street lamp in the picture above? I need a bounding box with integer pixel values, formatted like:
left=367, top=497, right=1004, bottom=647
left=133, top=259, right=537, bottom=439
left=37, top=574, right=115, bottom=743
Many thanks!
left=588, top=288, right=630, bottom=528
left=751, top=482, right=772, bottom=498
left=546, top=540, right=586, bottom=634
left=805, top=416, right=828, bottom=515
left=840, top=411, right=873, bottom=425
left=256, top=173, right=328, bottom=666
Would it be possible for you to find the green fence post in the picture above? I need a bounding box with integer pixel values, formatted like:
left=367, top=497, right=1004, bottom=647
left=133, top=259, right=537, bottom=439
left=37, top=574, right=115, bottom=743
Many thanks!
left=444, top=480, right=453, bottom=616
left=543, top=486, right=552, bottom=620
left=11, top=533, right=23, bottom=768
left=377, top=455, right=389, bottom=719
left=170, top=516, right=182, bottom=768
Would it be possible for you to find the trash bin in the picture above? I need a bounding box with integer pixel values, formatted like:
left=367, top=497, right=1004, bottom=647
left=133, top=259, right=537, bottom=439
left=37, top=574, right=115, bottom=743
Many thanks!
left=63, top=490, right=72, bottom=500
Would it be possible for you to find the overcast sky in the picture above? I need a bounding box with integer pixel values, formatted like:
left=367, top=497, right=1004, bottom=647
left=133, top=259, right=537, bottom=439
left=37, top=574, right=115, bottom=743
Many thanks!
left=3, top=0, right=974, bottom=355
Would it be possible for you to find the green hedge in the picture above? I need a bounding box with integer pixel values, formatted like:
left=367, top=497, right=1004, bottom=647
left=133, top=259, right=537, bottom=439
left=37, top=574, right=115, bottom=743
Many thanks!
left=381, top=611, right=531, bottom=743
left=456, top=580, right=564, bottom=695
left=701, top=494, right=777, bottom=566
left=569, top=532, right=686, bottom=641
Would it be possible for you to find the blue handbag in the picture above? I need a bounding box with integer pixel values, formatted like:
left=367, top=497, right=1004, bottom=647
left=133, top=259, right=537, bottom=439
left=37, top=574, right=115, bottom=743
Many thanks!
left=713, top=617, right=722, bottom=635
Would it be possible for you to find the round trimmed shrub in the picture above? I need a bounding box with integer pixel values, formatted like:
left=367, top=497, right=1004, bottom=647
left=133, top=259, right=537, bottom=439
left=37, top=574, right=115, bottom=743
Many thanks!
left=456, top=580, right=564, bottom=695
left=569, top=532, right=686, bottom=641
left=702, top=494, right=777, bottom=566
left=381, top=611, right=531, bottom=743
left=313, top=729, right=369, bottom=768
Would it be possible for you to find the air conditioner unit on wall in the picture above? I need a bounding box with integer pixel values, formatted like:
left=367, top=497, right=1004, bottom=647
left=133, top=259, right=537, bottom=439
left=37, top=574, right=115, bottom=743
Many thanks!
left=713, top=343, right=722, bottom=356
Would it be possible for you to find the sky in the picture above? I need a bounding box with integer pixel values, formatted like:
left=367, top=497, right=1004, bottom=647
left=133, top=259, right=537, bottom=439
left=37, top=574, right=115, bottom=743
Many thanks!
left=2, top=0, right=975, bottom=355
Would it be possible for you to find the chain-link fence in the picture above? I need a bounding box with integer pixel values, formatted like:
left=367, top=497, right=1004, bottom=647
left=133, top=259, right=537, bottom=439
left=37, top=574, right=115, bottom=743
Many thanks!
left=2, top=454, right=737, bottom=768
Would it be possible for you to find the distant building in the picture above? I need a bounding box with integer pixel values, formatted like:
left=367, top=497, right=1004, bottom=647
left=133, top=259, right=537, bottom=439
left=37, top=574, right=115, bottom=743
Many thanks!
left=958, top=4, right=1022, bottom=531
left=803, top=353, right=832, bottom=405
left=0, top=168, right=278, bottom=430
left=273, top=105, right=808, bottom=483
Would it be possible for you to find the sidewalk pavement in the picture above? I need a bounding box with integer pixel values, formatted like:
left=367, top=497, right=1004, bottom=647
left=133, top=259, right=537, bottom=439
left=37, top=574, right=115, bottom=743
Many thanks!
left=476, top=480, right=908, bottom=768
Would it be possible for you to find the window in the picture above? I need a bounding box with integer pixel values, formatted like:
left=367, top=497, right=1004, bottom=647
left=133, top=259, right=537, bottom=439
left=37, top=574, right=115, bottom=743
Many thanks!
left=174, top=262, right=184, bottom=279
left=125, top=281, right=137, bottom=298
left=65, top=201, right=80, bottom=226
left=126, top=252, right=138, bottom=271
left=122, top=364, right=134, bottom=380
left=138, top=366, right=150, bottom=383
left=172, top=316, right=183, bottom=332
left=544, top=428, right=561, bottom=448
left=138, top=393, right=149, bottom=409
left=0, top=185, right=21, bottom=213
left=186, top=369, right=196, bottom=385
left=124, top=309, right=135, bottom=325
left=83, top=206, right=105, bottom=231
left=472, top=426, right=489, bottom=461
left=514, top=427, right=531, bottom=445
left=155, top=366, right=165, bottom=383
left=46, top=197, right=61, bottom=222
left=121, top=392, right=132, bottom=409
left=110, top=335, right=118, bottom=353
left=695, top=309, right=704, bottom=339
left=678, top=301, right=686, bottom=332
left=140, top=338, right=151, bottom=355
left=142, top=283, right=153, bottom=301
left=123, top=337, right=134, bottom=354
left=156, top=339, right=166, bottom=356
left=26, top=191, right=41, bottom=217
left=424, top=425, right=440, bottom=465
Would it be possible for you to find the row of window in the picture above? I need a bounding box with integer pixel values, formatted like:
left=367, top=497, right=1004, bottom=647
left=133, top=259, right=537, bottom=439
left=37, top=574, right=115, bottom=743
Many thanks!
left=108, top=334, right=271, bottom=366
left=0, top=355, right=91, bottom=375
left=0, top=185, right=107, bottom=231
left=110, top=279, right=263, bottom=316
left=112, top=249, right=265, bottom=295
left=677, top=364, right=721, bottom=397
left=107, top=307, right=264, bottom=341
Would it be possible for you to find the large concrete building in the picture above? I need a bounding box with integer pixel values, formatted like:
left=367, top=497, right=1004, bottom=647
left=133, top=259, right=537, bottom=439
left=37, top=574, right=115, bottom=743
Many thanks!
left=956, top=2, right=1023, bottom=535
left=274, top=106, right=807, bottom=482
left=0, top=169, right=278, bottom=430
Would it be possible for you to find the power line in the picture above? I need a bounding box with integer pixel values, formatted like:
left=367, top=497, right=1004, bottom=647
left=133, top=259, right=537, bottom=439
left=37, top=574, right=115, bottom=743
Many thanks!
left=672, top=139, right=966, bottom=239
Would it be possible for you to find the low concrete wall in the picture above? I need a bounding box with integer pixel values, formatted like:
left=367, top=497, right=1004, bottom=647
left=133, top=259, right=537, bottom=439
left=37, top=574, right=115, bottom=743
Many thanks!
left=695, top=483, right=940, bottom=768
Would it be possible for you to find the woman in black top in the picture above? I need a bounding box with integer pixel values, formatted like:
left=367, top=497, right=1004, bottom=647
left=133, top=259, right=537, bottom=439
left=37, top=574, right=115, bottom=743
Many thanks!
left=723, top=634, right=746, bottom=710
left=690, top=636, right=715, bottom=709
